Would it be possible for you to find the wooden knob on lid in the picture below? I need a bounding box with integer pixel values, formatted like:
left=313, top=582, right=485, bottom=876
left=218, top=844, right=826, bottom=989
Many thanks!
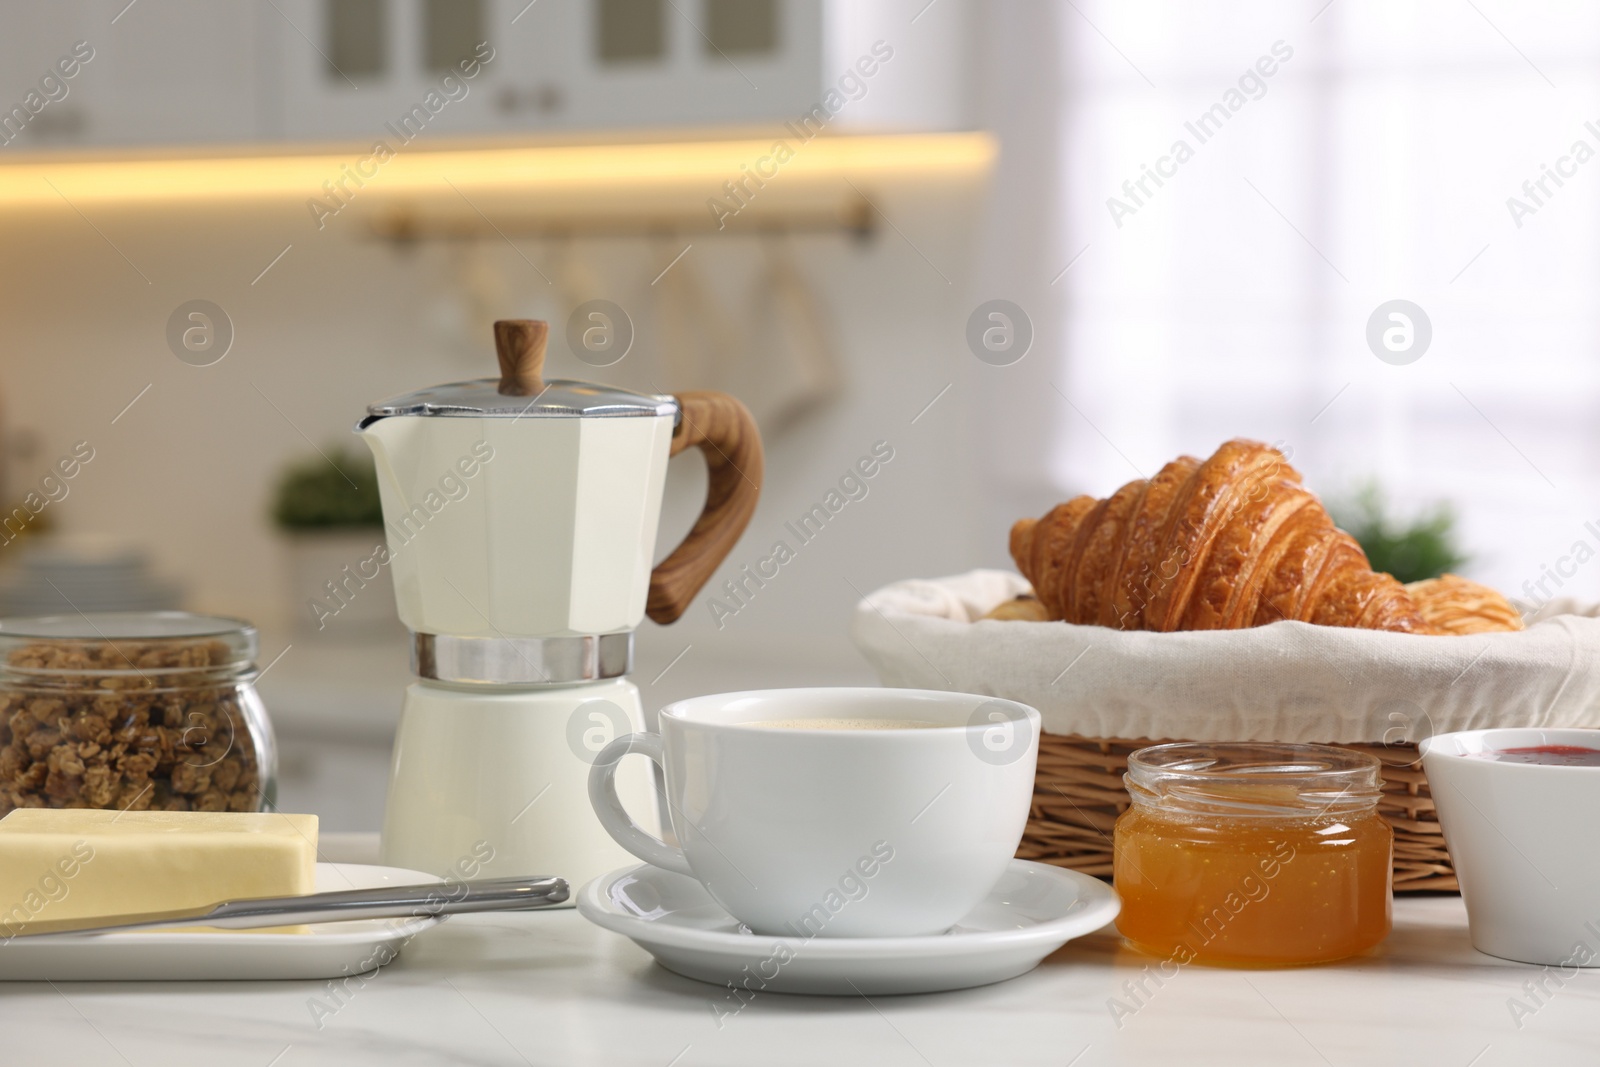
left=494, top=319, right=548, bottom=396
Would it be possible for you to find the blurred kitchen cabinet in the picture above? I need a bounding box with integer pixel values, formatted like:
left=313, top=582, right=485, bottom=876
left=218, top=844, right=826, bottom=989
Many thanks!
left=272, top=0, right=497, bottom=140
left=0, top=2, right=92, bottom=149
left=520, top=0, right=825, bottom=132
left=0, top=0, right=858, bottom=150
left=275, top=0, right=826, bottom=140
left=87, top=2, right=267, bottom=145
left=0, top=0, right=265, bottom=150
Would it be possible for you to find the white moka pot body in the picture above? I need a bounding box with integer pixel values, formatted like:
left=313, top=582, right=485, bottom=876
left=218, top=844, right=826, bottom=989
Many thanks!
left=380, top=677, right=658, bottom=898
left=358, top=413, right=675, bottom=638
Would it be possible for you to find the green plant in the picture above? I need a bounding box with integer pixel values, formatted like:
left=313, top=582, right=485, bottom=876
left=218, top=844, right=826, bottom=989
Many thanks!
left=271, top=447, right=384, bottom=530
left=1329, top=481, right=1467, bottom=584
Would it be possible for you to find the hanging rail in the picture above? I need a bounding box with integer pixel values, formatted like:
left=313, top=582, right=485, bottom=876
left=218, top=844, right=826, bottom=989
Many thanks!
left=366, top=195, right=876, bottom=244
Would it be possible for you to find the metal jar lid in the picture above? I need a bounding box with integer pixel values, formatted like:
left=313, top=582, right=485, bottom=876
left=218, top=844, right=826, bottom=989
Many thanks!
left=363, top=319, right=676, bottom=422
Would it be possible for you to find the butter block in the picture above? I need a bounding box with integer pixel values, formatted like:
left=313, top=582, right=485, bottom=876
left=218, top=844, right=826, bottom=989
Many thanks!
left=0, top=809, right=317, bottom=934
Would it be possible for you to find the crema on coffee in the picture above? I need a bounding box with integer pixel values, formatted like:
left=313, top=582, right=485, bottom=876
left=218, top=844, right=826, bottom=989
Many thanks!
left=744, top=718, right=942, bottom=730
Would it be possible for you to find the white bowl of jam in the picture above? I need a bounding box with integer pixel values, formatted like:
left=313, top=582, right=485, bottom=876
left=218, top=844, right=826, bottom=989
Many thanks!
left=1421, top=728, right=1600, bottom=966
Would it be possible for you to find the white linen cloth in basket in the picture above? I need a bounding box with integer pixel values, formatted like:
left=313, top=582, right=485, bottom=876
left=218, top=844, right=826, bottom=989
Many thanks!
left=849, top=570, right=1600, bottom=743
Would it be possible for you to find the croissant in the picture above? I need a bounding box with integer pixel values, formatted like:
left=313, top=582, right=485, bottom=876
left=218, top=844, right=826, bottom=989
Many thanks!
left=982, top=594, right=1051, bottom=622
left=1010, top=439, right=1436, bottom=634
left=1405, top=574, right=1523, bottom=635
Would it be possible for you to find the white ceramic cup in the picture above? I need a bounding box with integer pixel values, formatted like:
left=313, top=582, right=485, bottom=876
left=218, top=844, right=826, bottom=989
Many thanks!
left=1421, top=727, right=1600, bottom=966
left=587, top=687, right=1041, bottom=938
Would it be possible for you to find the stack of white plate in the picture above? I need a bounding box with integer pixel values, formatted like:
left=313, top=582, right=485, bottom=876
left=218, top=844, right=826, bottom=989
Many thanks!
left=0, top=536, right=182, bottom=617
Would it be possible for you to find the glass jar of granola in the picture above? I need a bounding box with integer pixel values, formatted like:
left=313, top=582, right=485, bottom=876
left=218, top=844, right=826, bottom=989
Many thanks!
left=0, top=613, right=275, bottom=817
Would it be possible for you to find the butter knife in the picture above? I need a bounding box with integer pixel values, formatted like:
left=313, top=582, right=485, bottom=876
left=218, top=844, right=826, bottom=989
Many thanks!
left=0, top=874, right=569, bottom=939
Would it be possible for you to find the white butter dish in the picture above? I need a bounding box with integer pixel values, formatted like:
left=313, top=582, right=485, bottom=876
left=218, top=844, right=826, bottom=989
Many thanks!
left=0, top=863, right=443, bottom=982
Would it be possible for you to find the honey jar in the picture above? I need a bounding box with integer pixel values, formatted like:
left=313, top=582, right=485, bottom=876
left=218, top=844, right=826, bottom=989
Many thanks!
left=1113, top=742, right=1391, bottom=966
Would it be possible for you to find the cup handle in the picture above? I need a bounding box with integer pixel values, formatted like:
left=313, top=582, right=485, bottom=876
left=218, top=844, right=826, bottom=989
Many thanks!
left=588, top=732, right=695, bottom=877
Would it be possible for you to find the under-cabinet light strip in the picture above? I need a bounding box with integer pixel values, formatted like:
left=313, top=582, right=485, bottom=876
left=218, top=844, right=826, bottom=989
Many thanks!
left=0, top=132, right=995, bottom=208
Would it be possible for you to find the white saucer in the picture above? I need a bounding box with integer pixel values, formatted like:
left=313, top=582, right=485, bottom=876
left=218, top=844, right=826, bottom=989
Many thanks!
left=0, top=863, right=444, bottom=982
left=577, top=859, right=1120, bottom=996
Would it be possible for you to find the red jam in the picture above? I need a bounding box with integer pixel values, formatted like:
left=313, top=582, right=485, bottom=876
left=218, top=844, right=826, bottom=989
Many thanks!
left=1472, top=745, right=1600, bottom=767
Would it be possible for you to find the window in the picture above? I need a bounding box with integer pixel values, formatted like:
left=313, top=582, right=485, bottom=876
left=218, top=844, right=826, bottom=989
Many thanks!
left=1054, top=0, right=1600, bottom=598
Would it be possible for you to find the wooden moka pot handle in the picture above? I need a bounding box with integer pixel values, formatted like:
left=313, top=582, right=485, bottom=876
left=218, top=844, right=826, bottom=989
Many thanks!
left=647, top=392, right=764, bottom=624
left=494, top=319, right=548, bottom=396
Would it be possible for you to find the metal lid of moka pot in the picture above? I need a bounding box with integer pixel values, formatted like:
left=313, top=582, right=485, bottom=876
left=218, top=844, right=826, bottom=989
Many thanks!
left=363, top=319, right=677, bottom=422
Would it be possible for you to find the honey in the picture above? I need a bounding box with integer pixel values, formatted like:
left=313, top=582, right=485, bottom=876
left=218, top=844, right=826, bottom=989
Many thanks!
left=1113, top=743, right=1392, bottom=966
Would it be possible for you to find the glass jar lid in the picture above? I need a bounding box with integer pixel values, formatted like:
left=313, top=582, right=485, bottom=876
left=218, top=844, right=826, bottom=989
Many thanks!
left=0, top=612, right=257, bottom=677
left=1126, top=741, right=1383, bottom=818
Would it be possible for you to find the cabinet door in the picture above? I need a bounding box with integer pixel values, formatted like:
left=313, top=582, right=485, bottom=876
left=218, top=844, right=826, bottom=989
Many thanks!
left=0, top=1, right=102, bottom=151
left=554, top=0, right=823, bottom=130
left=275, top=0, right=825, bottom=140
left=0, top=0, right=832, bottom=150
left=89, top=0, right=264, bottom=146
left=275, top=0, right=513, bottom=141
left=0, top=0, right=264, bottom=150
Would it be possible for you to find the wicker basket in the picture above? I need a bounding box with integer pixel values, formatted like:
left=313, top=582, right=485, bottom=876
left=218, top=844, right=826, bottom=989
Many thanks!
left=1018, top=732, right=1457, bottom=892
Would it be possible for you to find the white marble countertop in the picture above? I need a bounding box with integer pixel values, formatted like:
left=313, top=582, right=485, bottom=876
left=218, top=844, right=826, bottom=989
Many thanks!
left=5, top=837, right=1596, bottom=1066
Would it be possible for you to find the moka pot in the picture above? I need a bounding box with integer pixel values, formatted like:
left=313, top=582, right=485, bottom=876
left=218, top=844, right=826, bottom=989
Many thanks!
left=356, top=319, right=763, bottom=893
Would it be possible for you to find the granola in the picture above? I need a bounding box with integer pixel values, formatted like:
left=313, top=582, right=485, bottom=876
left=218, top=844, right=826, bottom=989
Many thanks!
left=0, top=638, right=262, bottom=816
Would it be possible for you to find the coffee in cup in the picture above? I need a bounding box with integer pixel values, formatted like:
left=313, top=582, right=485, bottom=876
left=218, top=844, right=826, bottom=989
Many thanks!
left=744, top=718, right=940, bottom=730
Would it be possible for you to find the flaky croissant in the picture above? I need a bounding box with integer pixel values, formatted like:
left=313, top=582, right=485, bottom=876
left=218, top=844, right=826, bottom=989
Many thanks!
left=1405, top=574, right=1523, bottom=634
left=982, top=594, right=1051, bottom=622
left=1010, top=439, right=1436, bottom=634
